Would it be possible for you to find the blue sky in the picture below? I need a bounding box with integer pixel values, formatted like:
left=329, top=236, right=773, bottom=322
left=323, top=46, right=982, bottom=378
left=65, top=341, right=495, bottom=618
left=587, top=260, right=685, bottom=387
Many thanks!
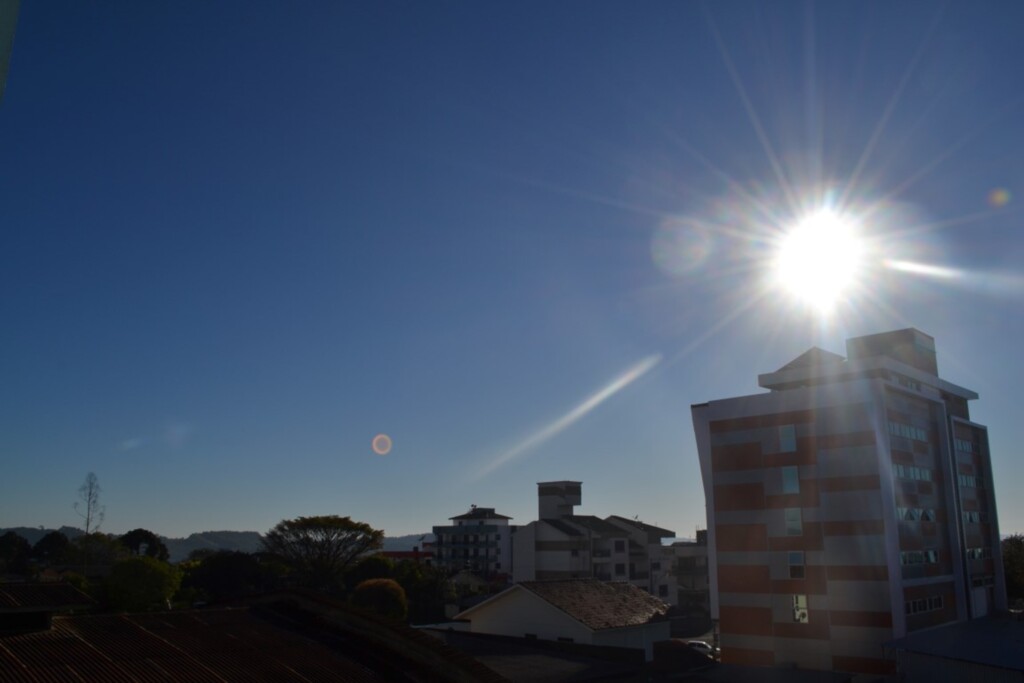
left=2, top=1, right=1023, bottom=539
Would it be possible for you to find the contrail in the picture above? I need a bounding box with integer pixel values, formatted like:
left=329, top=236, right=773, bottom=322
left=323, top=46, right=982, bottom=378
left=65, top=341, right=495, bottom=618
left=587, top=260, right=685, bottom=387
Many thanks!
left=471, top=354, right=662, bottom=481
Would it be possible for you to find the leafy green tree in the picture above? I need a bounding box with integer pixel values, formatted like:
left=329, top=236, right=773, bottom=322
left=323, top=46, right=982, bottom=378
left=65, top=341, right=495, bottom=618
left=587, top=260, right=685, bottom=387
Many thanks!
left=107, top=556, right=181, bottom=612
left=68, top=533, right=127, bottom=573
left=1003, top=534, right=1024, bottom=602
left=119, top=528, right=169, bottom=562
left=262, top=515, right=384, bottom=593
left=180, top=551, right=282, bottom=603
left=345, top=554, right=394, bottom=591
left=351, top=578, right=408, bottom=621
left=0, top=531, right=31, bottom=575
left=31, top=531, right=71, bottom=564
left=393, top=560, right=453, bottom=624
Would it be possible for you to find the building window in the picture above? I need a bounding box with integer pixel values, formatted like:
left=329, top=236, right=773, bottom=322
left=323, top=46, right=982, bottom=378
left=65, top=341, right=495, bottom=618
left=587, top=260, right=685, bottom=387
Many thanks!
left=888, top=421, right=928, bottom=442
left=905, top=596, right=943, bottom=615
left=897, top=507, right=936, bottom=522
left=792, top=595, right=809, bottom=623
left=955, top=438, right=976, bottom=453
left=782, top=466, right=800, bottom=494
left=785, top=508, right=802, bottom=536
left=789, top=551, right=805, bottom=579
left=495, top=563, right=501, bottom=569
left=958, top=474, right=984, bottom=489
left=651, top=562, right=661, bottom=571
left=571, top=549, right=579, bottom=557
left=779, top=424, right=797, bottom=452
left=614, top=540, right=625, bottom=553
left=893, top=464, right=932, bottom=481
left=900, top=550, right=940, bottom=565
left=615, top=563, right=625, bottom=576
left=658, top=584, right=668, bottom=597
left=963, top=511, right=989, bottom=524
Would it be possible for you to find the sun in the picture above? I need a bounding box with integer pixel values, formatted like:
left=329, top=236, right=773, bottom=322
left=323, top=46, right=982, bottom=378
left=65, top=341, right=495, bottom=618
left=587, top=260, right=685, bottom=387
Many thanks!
left=773, top=208, right=864, bottom=313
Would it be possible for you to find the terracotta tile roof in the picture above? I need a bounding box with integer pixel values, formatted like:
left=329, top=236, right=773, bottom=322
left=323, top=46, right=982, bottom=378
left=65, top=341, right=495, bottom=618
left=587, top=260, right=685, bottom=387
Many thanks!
left=0, top=583, right=94, bottom=611
left=519, top=579, right=669, bottom=631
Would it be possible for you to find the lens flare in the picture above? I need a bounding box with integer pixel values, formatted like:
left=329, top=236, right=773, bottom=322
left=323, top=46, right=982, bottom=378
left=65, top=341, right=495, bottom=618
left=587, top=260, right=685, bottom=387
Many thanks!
left=372, top=433, right=392, bottom=455
left=471, top=354, right=662, bottom=481
left=988, top=188, right=1011, bottom=208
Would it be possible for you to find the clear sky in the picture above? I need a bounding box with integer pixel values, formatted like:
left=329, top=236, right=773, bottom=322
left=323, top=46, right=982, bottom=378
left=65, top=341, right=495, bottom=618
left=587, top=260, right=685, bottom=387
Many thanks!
left=2, top=1, right=1023, bottom=540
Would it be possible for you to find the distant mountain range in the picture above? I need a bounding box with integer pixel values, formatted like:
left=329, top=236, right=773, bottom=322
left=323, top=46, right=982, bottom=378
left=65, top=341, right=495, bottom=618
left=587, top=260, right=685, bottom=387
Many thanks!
left=1, top=527, right=432, bottom=563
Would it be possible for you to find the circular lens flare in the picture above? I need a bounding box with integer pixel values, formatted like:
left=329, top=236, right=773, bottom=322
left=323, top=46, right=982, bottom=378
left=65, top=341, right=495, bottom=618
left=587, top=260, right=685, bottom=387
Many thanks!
left=774, top=208, right=863, bottom=313
left=372, top=433, right=392, bottom=455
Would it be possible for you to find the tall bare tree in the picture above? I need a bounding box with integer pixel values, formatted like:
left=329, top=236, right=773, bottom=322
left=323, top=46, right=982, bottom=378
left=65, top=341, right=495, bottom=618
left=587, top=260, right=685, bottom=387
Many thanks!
left=74, top=472, right=105, bottom=534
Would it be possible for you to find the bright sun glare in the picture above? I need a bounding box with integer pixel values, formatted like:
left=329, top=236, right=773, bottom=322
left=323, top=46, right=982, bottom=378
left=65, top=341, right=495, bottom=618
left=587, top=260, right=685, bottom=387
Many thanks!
left=774, top=208, right=864, bottom=313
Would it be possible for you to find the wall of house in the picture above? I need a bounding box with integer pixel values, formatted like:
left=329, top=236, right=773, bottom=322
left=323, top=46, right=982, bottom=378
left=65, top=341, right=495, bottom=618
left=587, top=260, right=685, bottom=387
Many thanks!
left=591, top=622, right=670, bottom=662
left=465, top=588, right=593, bottom=644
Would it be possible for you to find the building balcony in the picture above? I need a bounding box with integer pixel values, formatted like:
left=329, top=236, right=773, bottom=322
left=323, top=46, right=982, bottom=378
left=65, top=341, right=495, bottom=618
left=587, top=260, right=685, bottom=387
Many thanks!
left=592, top=549, right=611, bottom=558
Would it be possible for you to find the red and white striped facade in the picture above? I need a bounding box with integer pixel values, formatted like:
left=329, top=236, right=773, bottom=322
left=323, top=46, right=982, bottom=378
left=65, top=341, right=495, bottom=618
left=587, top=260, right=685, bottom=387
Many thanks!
left=691, top=329, right=1005, bottom=675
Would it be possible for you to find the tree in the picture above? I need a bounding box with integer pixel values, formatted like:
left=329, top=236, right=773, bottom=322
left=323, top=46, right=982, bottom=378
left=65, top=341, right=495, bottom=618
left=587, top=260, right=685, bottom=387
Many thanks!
left=120, top=529, right=169, bottom=562
left=74, top=472, right=105, bottom=535
left=393, top=560, right=453, bottom=625
left=67, top=533, right=126, bottom=574
left=345, top=554, right=394, bottom=591
left=351, top=578, right=408, bottom=621
left=31, top=531, right=71, bottom=564
left=180, top=551, right=282, bottom=603
left=0, top=531, right=31, bottom=575
left=107, top=556, right=181, bottom=612
left=262, top=515, right=384, bottom=593
left=1003, top=534, right=1024, bottom=603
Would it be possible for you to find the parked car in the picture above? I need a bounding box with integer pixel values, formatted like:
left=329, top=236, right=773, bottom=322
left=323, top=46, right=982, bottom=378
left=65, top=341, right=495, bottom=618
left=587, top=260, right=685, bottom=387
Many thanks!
left=685, top=640, right=719, bottom=658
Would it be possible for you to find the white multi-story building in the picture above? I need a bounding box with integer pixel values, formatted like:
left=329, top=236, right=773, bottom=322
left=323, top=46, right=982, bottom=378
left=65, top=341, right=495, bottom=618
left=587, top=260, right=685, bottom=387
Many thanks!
left=432, top=505, right=513, bottom=580
left=511, top=481, right=681, bottom=604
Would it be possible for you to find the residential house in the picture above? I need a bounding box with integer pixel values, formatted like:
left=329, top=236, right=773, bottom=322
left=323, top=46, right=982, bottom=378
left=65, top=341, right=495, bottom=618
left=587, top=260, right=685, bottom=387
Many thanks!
left=453, top=578, right=670, bottom=661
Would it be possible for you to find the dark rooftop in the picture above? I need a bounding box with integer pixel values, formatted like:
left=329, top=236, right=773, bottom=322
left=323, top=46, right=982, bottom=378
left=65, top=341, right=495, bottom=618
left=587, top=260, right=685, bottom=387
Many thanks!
left=0, top=593, right=506, bottom=682
left=450, top=506, right=513, bottom=521
left=563, top=515, right=627, bottom=537
left=885, top=614, right=1024, bottom=671
left=606, top=515, right=675, bottom=540
left=0, top=583, right=94, bottom=612
left=519, top=579, right=669, bottom=631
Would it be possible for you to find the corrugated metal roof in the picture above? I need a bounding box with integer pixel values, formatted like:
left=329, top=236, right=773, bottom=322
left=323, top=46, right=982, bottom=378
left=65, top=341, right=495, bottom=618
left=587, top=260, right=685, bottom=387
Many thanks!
left=0, top=583, right=94, bottom=611
left=0, top=604, right=503, bottom=682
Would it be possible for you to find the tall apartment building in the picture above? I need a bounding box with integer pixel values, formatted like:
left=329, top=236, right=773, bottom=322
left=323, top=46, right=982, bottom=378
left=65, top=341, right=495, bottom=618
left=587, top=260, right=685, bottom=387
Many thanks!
left=691, top=329, right=1005, bottom=675
left=432, top=506, right=513, bottom=580
left=512, top=481, right=678, bottom=602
